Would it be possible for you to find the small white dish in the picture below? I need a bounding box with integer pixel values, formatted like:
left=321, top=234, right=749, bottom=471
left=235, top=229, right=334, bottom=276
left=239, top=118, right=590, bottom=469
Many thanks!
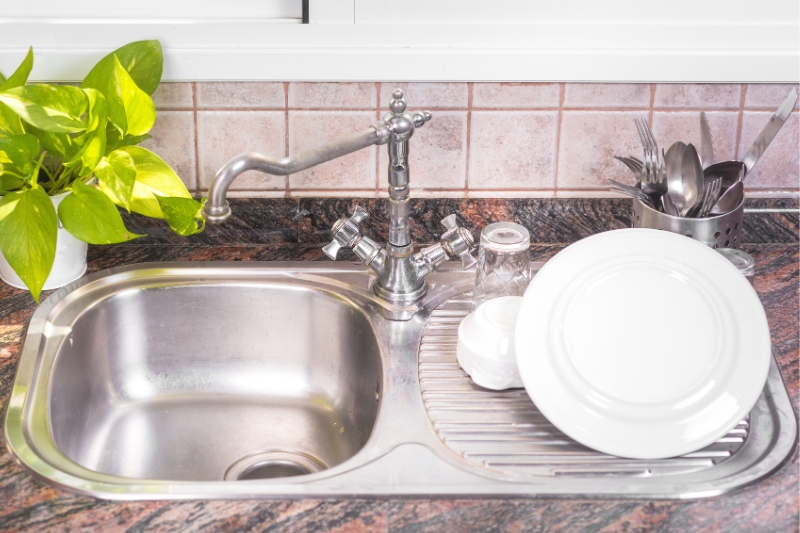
left=457, top=296, right=524, bottom=390
left=515, top=228, right=771, bottom=459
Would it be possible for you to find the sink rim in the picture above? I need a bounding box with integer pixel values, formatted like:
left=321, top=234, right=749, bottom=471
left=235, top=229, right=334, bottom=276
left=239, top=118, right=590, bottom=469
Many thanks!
left=4, top=261, right=797, bottom=500
left=5, top=261, right=405, bottom=498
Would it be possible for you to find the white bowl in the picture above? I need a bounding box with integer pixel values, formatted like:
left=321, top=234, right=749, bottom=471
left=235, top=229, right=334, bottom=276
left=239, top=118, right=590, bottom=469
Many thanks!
left=457, top=296, right=524, bottom=390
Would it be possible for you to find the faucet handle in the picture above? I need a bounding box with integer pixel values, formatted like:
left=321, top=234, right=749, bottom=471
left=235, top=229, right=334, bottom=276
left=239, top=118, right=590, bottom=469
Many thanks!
left=440, top=214, right=477, bottom=269
left=322, top=206, right=371, bottom=260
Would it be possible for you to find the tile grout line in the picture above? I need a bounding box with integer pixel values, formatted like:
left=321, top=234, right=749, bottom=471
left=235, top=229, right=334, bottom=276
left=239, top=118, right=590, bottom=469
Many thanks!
left=375, top=82, right=382, bottom=197
left=553, top=82, right=566, bottom=195
left=284, top=82, right=291, bottom=198
left=158, top=105, right=766, bottom=113
left=648, top=83, right=656, bottom=125
left=464, top=82, right=474, bottom=195
left=191, top=82, right=200, bottom=194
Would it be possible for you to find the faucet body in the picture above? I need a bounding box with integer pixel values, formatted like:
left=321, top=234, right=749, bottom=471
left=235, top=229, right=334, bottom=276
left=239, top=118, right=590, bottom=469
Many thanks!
left=202, top=89, right=475, bottom=306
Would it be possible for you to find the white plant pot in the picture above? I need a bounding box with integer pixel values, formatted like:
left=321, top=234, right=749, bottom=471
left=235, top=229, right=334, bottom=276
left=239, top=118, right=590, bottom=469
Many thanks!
left=0, top=192, right=88, bottom=291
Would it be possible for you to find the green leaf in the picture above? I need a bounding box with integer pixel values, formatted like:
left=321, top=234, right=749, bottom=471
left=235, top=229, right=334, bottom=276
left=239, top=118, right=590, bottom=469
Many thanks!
left=105, top=125, right=151, bottom=153
left=82, top=55, right=155, bottom=137
left=0, top=85, right=87, bottom=133
left=0, top=103, right=25, bottom=136
left=0, top=133, right=40, bottom=179
left=0, top=48, right=34, bottom=135
left=95, top=149, right=136, bottom=211
left=0, top=174, right=24, bottom=192
left=42, top=131, right=75, bottom=162
left=82, top=40, right=163, bottom=96
left=123, top=146, right=191, bottom=218
left=155, top=196, right=205, bottom=236
left=0, top=47, right=34, bottom=91
left=58, top=180, right=143, bottom=245
left=0, top=187, right=57, bottom=302
left=64, top=89, right=108, bottom=175
left=0, top=72, right=5, bottom=85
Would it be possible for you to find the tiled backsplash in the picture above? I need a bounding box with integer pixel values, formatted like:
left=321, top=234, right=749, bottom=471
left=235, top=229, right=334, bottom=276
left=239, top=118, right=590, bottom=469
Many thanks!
left=145, top=82, right=800, bottom=199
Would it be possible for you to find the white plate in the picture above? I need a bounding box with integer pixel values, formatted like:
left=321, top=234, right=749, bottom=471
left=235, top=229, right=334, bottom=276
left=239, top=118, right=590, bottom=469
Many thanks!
left=515, top=228, right=771, bottom=459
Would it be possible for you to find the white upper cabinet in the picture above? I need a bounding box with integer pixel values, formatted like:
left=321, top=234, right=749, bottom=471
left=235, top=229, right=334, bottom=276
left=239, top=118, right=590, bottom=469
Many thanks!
left=1, top=0, right=798, bottom=82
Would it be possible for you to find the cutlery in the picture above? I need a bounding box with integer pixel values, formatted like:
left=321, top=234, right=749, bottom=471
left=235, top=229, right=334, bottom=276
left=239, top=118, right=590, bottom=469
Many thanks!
left=679, top=144, right=704, bottom=217
left=740, top=88, right=797, bottom=178
left=664, top=141, right=687, bottom=214
left=709, top=166, right=745, bottom=216
left=704, top=160, right=746, bottom=190
left=700, top=112, right=716, bottom=169
left=608, top=179, right=656, bottom=209
left=661, top=190, right=679, bottom=216
left=696, top=177, right=722, bottom=218
left=635, top=118, right=668, bottom=197
left=614, top=155, right=643, bottom=180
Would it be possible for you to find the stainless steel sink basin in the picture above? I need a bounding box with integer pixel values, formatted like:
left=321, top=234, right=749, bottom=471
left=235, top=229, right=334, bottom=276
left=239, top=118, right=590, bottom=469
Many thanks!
left=4, top=262, right=796, bottom=500
left=49, top=280, right=381, bottom=482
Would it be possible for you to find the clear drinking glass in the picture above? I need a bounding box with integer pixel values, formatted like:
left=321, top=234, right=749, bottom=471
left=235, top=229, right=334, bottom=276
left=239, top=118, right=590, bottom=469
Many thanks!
left=473, top=222, right=531, bottom=309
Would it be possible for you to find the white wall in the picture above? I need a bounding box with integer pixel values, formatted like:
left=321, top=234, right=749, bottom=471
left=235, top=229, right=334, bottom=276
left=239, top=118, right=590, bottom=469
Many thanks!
left=1, top=0, right=798, bottom=82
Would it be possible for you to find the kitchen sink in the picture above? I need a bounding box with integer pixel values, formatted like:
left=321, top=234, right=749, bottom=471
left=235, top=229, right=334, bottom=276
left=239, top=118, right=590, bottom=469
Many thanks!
left=4, top=262, right=796, bottom=499
left=48, top=278, right=382, bottom=482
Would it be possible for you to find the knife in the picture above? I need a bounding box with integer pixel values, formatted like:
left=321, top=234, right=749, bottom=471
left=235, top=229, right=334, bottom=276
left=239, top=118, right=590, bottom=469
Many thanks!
left=741, top=87, right=797, bottom=178
left=699, top=112, right=716, bottom=169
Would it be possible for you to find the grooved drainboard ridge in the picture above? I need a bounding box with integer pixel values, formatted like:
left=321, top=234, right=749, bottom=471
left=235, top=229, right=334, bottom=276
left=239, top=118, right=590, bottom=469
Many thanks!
left=419, top=292, right=748, bottom=479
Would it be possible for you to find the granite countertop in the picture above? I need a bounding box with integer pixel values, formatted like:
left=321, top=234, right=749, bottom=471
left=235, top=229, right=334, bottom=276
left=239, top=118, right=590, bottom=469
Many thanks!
left=0, top=198, right=797, bottom=532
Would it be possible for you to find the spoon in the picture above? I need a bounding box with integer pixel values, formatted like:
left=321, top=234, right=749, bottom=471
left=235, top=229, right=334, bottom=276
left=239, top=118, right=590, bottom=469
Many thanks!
left=709, top=166, right=745, bottom=215
left=664, top=141, right=687, bottom=214
left=680, top=144, right=703, bottom=217
left=704, top=160, right=746, bottom=190
left=709, top=181, right=744, bottom=216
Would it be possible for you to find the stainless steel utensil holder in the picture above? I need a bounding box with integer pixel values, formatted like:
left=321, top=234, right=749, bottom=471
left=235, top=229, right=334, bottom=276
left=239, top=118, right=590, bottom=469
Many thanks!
left=631, top=197, right=745, bottom=249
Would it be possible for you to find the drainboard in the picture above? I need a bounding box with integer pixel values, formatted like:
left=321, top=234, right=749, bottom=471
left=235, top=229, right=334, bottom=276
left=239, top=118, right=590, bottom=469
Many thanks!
left=420, top=291, right=751, bottom=480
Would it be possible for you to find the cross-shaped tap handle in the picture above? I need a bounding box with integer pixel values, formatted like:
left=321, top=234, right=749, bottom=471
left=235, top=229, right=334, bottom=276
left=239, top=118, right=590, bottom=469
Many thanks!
left=322, top=206, right=371, bottom=260
left=439, top=215, right=477, bottom=269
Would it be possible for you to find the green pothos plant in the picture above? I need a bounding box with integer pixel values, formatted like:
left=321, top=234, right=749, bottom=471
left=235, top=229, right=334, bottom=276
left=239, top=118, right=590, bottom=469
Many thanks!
left=0, top=40, right=204, bottom=302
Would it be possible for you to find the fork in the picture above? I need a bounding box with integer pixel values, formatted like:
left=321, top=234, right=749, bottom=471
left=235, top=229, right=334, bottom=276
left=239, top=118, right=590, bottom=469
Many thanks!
left=694, top=177, right=722, bottom=218
left=608, top=179, right=656, bottom=209
left=634, top=118, right=668, bottom=198
left=613, top=155, right=643, bottom=180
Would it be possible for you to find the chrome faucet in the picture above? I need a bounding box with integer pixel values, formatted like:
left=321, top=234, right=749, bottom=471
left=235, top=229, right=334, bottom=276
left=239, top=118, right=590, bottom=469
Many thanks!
left=202, top=89, right=476, bottom=305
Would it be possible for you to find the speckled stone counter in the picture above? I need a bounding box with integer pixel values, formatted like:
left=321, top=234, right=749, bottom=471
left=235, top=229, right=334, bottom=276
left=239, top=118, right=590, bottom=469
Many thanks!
left=0, top=198, right=797, bottom=533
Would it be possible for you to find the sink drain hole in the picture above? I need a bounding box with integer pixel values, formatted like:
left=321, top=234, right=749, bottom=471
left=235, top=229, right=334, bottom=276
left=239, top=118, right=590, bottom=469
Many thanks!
left=224, top=451, right=327, bottom=481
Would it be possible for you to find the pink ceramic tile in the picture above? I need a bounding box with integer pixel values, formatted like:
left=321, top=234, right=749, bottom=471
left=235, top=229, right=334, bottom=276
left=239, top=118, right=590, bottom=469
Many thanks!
left=151, top=83, right=194, bottom=109
left=377, top=111, right=467, bottom=190
left=557, top=111, right=642, bottom=190
left=472, top=83, right=559, bottom=109
left=379, top=83, right=468, bottom=109
left=469, top=111, right=558, bottom=190
left=654, top=84, right=741, bottom=109
left=290, top=189, right=379, bottom=198
left=745, top=84, right=799, bottom=109
left=140, top=111, right=196, bottom=191
left=288, top=111, right=376, bottom=190
left=196, top=111, right=285, bottom=191
left=651, top=111, right=739, bottom=164
left=289, top=83, right=376, bottom=109
left=563, top=83, right=650, bottom=108
left=196, top=82, right=284, bottom=109
left=738, top=111, right=799, bottom=189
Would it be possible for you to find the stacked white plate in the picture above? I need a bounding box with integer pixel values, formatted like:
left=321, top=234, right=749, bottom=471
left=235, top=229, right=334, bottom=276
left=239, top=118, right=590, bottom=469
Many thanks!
left=513, top=228, right=771, bottom=459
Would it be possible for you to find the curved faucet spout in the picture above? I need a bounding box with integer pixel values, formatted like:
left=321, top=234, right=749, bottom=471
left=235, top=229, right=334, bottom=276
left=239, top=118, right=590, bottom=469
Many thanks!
left=200, top=88, right=473, bottom=309
left=203, top=125, right=388, bottom=223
